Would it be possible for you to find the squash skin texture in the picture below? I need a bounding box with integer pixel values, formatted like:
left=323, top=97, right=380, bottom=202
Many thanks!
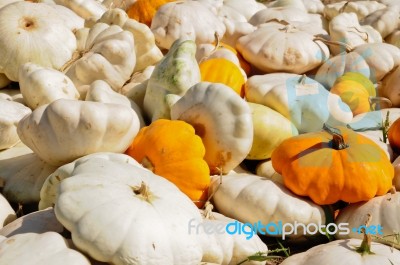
left=271, top=126, right=394, bottom=205
left=125, top=119, right=210, bottom=207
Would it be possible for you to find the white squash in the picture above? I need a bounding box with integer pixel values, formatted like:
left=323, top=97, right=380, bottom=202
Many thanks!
left=65, top=22, right=136, bottom=96
left=386, top=30, right=400, bottom=48
left=220, top=0, right=266, bottom=21
left=0, top=99, right=31, bottom=150
left=302, top=0, right=324, bottom=14
left=0, top=73, right=11, bottom=89
left=236, top=21, right=330, bottom=74
left=349, top=108, right=400, bottom=131
left=360, top=6, right=400, bottom=39
left=358, top=130, right=394, bottom=161
left=220, top=20, right=256, bottom=48
left=0, top=1, right=78, bottom=81
left=151, top=1, right=226, bottom=50
left=96, top=8, right=163, bottom=72
left=269, top=0, right=306, bottom=11
left=0, top=208, right=63, bottom=237
left=18, top=63, right=80, bottom=108
left=53, top=0, right=107, bottom=20
left=0, top=152, right=58, bottom=203
left=255, top=159, right=285, bottom=185
left=324, top=1, right=386, bottom=20
left=0, top=194, right=16, bottom=229
left=245, top=73, right=353, bottom=133
left=0, top=232, right=91, bottom=265
left=144, top=39, right=200, bottom=121
left=210, top=172, right=326, bottom=238
left=249, top=7, right=314, bottom=26
left=121, top=65, right=154, bottom=96
left=42, top=153, right=205, bottom=264
left=17, top=99, right=140, bottom=166
left=0, top=0, right=21, bottom=9
left=171, top=82, right=253, bottom=175
left=335, top=191, right=400, bottom=249
left=0, top=89, right=24, bottom=104
left=85, top=80, right=145, bottom=128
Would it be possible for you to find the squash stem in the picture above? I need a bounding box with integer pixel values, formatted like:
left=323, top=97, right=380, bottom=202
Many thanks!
left=313, top=36, right=354, bottom=53
left=355, top=214, right=374, bottom=255
left=323, top=124, right=349, bottom=150
left=369, top=96, right=392, bottom=110
left=132, top=181, right=151, bottom=202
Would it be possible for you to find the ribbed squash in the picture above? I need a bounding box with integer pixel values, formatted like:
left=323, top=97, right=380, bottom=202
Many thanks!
left=125, top=119, right=210, bottom=208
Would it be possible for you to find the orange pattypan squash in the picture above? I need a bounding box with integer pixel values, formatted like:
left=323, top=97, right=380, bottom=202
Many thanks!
left=211, top=41, right=251, bottom=75
left=125, top=119, right=210, bottom=208
left=127, top=0, right=175, bottom=27
left=388, top=117, right=400, bottom=153
left=271, top=124, right=394, bottom=205
left=199, top=58, right=245, bottom=97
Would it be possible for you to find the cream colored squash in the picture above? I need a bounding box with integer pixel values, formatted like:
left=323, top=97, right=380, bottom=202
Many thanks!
left=0, top=0, right=21, bottom=9
left=0, top=1, right=78, bottom=81
left=210, top=172, right=326, bottom=238
left=65, top=22, right=136, bottom=96
left=0, top=89, right=24, bottom=104
left=121, top=65, right=154, bottom=96
left=0, top=99, right=31, bottom=150
left=0, top=232, right=91, bottom=265
left=247, top=102, right=298, bottom=160
left=220, top=0, right=266, bottom=21
left=269, top=0, right=306, bottom=11
left=386, top=30, right=400, bottom=48
left=53, top=0, right=107, bottom=20
left=255, top=159, right=284, bottom=185
left=360, top=6, right=400, bottom=39
left=302, top=0, right=324, bottom=14
left=42, top=153, right=205, bottom=264
left=171, top=82, right=253, bottom=175
left=379, top=66, right=400, bottom=107
left=18, top=63, right=79, bottom=109
left=0, top=194, right=16, bottom=229
left=220, top=20, right=256, bottom=48
left=335, top=191, right=400, bottom=249
left=0, top=208, right=63, bottom=237
left=245, top=73, right=353, bottom=133
left=324, top=1, right=386, bottom=20
left=328, top=12, right=382, bottom=56
left=144, top=39, right=200, bottom=121
left=151, top=1, right=226, bottom=50
left=17, top=99, right=140, bottom=166
left=0, top=74, right=11, bottom=89
left=236, top=21, right=330, bottom=74
left=96, top=8, right=163, bottom=72
left=249, top=7, right=314, bottom=26
left=85, top=80, right=145, bottom=128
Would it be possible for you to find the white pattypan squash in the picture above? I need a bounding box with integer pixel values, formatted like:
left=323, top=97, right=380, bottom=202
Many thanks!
left=360, top=6, right=400, bottom=39
left=220, top=0, right=266, bottom=21
left=53, top=0, right=107, bottom=20
left=96, top=8, right=163, bottom=72
left=210, top=172, right=326, bottom=238
left=255, top=159, right=284, bottom=185
left=0, top=89, right=24, bottom=104
left=42, top=153, right=205, bottom=264
left=249, top=7, right=313, bottom=26
left=336, top=191, right=400, bottom=249
left=386, top=30, right=400, bottom=48
left=65, top=22, right=136, bottom=96
left=0, top=208, right=63, bottom=237
left=0, top=0, right=21, bottom=9
left=324, top=1, right=386, bottom=21
left=302, top=0, right=324, bottom=14
left=0, top=99, right=31, bottom=150
left=220, top=20, right=256, bottom=47
left=199, top=210, right=269, bottom=265
left=0, top=232, right=91, bottom=265
left=0, top=74, right=11, bottom=89
left=0, top=1, right=78, bottom=81
left=144, top=39, right=200, bottom=121
left=236, top=21, right=330, bottom=74
left=85, top=80, right=145, bottom=128
left=348, top=108, right=400, bottom=131
left=328, top=12, right=382, bottom=56
left=151, top=1, right=226, bottom=50
left=245, top=73, right=353, bottom=133
left=19, top=63, right=80, bottom=109
left=0, top=194, right=16, bottom=229
left=0, top=152, right=58, bottom=204
left=17, top=99, right=140, bottom=166
left=171, top=82, right=253, bottom=175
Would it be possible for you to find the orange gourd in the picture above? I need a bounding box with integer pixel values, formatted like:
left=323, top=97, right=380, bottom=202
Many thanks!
left=127, top=0, right=175, bottom=27
left=271, top=124, right=394, bottom=205
left=388, top=117, right=400, bottom=153
left=199, top=58, right=245, bottom=97
left=125, top=119, right=210, bottom=208
left=212, top=41, right=251, bottom=75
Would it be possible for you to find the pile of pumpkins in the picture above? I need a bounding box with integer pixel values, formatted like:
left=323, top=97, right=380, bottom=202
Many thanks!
left=1, top=0, right=400, bottom=264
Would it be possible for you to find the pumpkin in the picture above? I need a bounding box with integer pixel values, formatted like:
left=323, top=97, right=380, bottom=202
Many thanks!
left=41, top=153, right=205, bottom=264
left=199, top=58, right=245, bottom=97
left=209, top=171, right=327, bottom=238
left=388, top=117, right=400, bottom=153
left=127, top=0, right=175, bottom=27
left=17, top=99, right=140, bottom=166
left=0, top=1, right=81, bottom=81
left=150, top=1, right=226, bottom=50
left=335, top=190, right=400, bottom=249
left=330, top=72, right=377, bottom=115
left=246, top=102, right=298, bottom=160
left=171, top=82, right=253, bottom=175
left=125, top=119, right=210, bottom=207
left=245, top=73, right=353, bottom=133
left=0, top=99, right=31, bottom=150
left=143, top=38, right=200, bottom=121
left=271, top=124, right=394, bottom=205
left=18, top=63, right=80, bottom=108
left=0, top=232, right=90, bottom=265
